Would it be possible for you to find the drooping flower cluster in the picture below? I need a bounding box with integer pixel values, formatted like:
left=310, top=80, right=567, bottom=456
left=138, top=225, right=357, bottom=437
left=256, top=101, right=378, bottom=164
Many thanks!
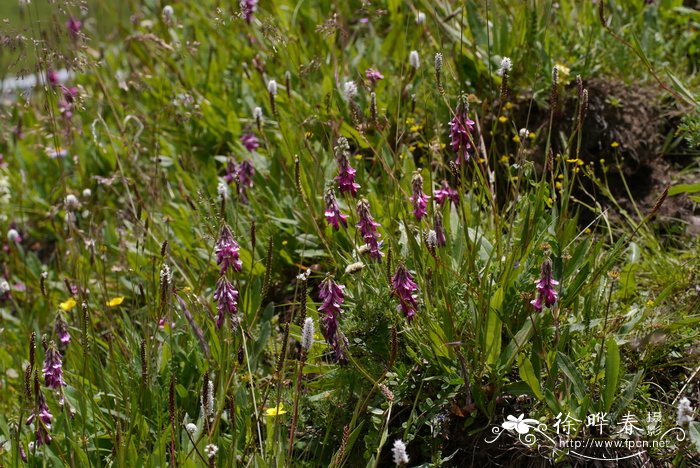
left=434, top=180, right=459, bottom=207
left=240, top=0, right=258, bottom=23
left=318, top=275, right=345, bottom=361
left=448, top=98, right=475, bottom=164
left=324, top=186, right=348, bottom=230
left=26, top=389, right=53, bottom=446
left=43, top=343, right=66, bottom=392
left=213, top=225, right=242, bottom=329
left=224, top=158, right=255, bottom=202
left=214, top=277, right=239, bottom=329
left=215, top=225, right=243, bottom=275
left=334, top=137, right=360, bottom=196
left=54, top=313, right=70, bottom=345
left=531, top=258, right=559, bottom=312
left=356, top=198, right=383, bottom=260
left=392, top=264, right=419, bottom=322
left=409, top=172, right=429, bottom=221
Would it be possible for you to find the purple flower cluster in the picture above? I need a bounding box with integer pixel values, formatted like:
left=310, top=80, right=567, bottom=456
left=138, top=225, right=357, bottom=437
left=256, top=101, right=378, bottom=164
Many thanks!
left=409, top=172, right=429, bottom=221
left=356, top=198, right=383, bottom=260
left=240, top=0, right=258, bottom=23
left=365, top=68, right=384, bottom=85
left=433, top=212, right=447, bottom=247
left=214, top=277, right=239, bottom=329
left=240, top=132, right=260, bottom=152
left=392, top=264, right=419, bottom=322
left=434, top=180, right=459, bottom=207
left=55, top=314, right=70, bottom=345
left=215, top=225, right=243, bottom=274
left=448, top=100, right=475, bottom=164
left=66, top=17, right=81, bottom=39
left=334, top=137, right=360, bottom=196
left=531, top=258, right=559, bottom=312
left=43, top=343, right=66, bottom=390
left=324, top=187, right=348, bottom=230
left=318, top=275, right=345, bottom=360
left=26, top=390, right=53, bottom=446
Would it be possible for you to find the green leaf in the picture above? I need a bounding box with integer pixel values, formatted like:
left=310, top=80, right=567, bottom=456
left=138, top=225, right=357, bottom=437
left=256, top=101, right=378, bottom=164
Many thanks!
left=518, top=354, right=543, bottom=400
left=689, top=422, right=700, bottom=452
left=603, top=338, right=620, bottom=412
left=485, top=288, right=504, bottom=365
left=556, top=353, right=586, bottom=402
left=669, top=183, right=700, bottom=196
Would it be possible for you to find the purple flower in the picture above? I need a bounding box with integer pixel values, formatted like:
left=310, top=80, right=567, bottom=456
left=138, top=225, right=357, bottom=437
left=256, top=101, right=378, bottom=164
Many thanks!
left=334, top=137, right=360, bottom=196
left=47, top=70, right=59, bottom=86
left=318, top=275, right=345, bottom=360
left=433, top=212, right=446, bottom=247
left=324, top=187, right=348, bottom=230
left=356, top=198, right=383, bottom=260
left=240, top=133, right=260, bottom=152
left=392, top=264, right=419, bottom=322
left=236, top=159, right=254, bottom=188
left=213, top=277, right=239, bottom=329
left=26, top=390, right=53, bottom=446
left=66, top=17, right=81, bottom=38
left=215, top=225, right=243, bottom=274
left=530, top=258, right=559, bottom=312
left=43, top=343, right=66, bottom=390
left=55, top=314, right=70, bottom=345
left=434, top=180, right=459, bottom=207
left=409, top=172, right=430, bottom=221
left=448, top=99, right=475, bottom=164
left=365, top=68, right=384, bottom=85
left=240, top=0, right=258, bottom=23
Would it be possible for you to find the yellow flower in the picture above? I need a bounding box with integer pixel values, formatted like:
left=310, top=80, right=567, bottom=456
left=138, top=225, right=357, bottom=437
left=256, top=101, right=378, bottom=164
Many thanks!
left=182, top=286, right=192, bottom=293
left=505, top=102, right=513, bottom=110
left=59, top=298, right=77, bottom=311
left=410, top=124, right=422, bottom=132
left=555, top=181, right=562, bottom=190
left=611, top=141, right=620, bottom=148
left=512, top=135, right=521, bottom=143
left=282, top=240, right=288, bottom=245
left=265, top=403, right=287, bottom=417
left=555, top=63, right=570, bottom=78
left=566, top=158, right=584, bottom=166
left=528, top=132, right=536, bottom=139
left=500, top=155, right=510, bottom=164
left=355, top=154, right=362, bottom=160
left=106, top=296, right=125, bottom=307
left=405, top=117, right=415, bottom=125
left=498, top=116, right=507, bottom=123
left=646, top=299, right=654, bottom=307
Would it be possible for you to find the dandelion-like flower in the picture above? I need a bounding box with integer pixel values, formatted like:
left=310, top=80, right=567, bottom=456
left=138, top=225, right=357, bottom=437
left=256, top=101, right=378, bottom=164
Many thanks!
left=213, top=277, right=239, bottom=329
left=318, top=275, right=344, bottom=359
left=26, top=390, right=53, bottom=446
left=409, top=50, right=420, bottom=69
left=392, top=264, right=419, bottom=322
left=497, top=57, right=512, bottom=77
left=240, top=132, right=260, bottom=152
left=301, top=317, right=314, bottom=352
left=409, top=172, right=430, bottom=221
left=433, top=180, right=459, bottom=207
left=448, top=98, right=475, bottom=164
left=240, top=0, right=258, bottom=23
left=43, top=342, right=66, bottom=390
left=392, top=439, right=409, bottom=465
left=324, top=187, right=348, bottom=230
left=530, top=258, right=559, bottom=312
left=215, top=225, right=243, bottom=274
left=334, top=137, right=360, bottom=196
left=356, top=198, right=383, bottom=260
left=677, top=397, right=694, bottom=426
left=365, top=68, right=384, bottom=85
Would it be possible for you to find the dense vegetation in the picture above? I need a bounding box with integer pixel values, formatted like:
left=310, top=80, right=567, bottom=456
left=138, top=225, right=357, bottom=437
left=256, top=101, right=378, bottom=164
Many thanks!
left=0, top=0, right=699, bottom=466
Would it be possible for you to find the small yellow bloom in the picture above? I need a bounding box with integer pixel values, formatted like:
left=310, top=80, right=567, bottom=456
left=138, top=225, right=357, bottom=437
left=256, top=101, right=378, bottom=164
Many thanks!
left=410, top=124, right=422, bottom=132
left=265, top=403, right=287, bottom=417
left=106, top=296, right=125, bottom=307
left=405, top=117, right=415, bottom=125
left=498, top=116, right=507, bottom=123
left=354, top=154, right=362, bottom=160
left=528, top=132, right=536, bottom=139
left=282, top=240, right=288, bottom=245
left=611, top=141, right=620, bottom=148
left=555, top=181, right=562, bottom=190
left=555, top=63, right=571, bottom=77
left=59, top=298, right=77, bottom=311
left=500, top=155, right=509, bottom=164
left=505, top=102, right=513, bottom=110
left=512, top=135, right=521, bottom=143
left=182, top=287, right=192, bottom=293
left=557, top=174, right=564, bottom=179
left=646, top=299, right=654, bottom=306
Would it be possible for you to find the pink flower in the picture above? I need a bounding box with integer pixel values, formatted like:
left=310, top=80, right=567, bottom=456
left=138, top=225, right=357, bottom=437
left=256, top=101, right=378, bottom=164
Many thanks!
left=240, top=133, right=260, bottom=152
left=356, top=198, right=383, bottom=260
left=334, top=137, right=360, bottom=196
left=434, top=180, right=459, bottom=207
left=26, top=390, right=53, bottom=446
left=324, top=187, right=348, bottom=230
left=43, top=343, right=66, bottom=390
left=448, top=99, right=475, bottom=164
left=318, top=275, right=345, bottom=361
left=215, top=225, right=243, bottom=274
left=214, top=277, right=239, bottom=329
left=392, top=264, right=419, bottom=322
left=240, top=0, right=258, bottom=23
left=55, top=314, right=70, bottom=345
left=530, top=258, right=559, bottom=312
left=409, top=172, right=429, bottom=221
left=66, top=17, right=81, bottom=38
left=365, top=68, right=384, bottom=85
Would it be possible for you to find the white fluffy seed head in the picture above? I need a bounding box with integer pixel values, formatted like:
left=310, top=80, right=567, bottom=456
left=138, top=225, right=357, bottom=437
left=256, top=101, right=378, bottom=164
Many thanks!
left=343, top=81, right=358, bottom=99
left=392, top=439, right=409, bottom=465
left=64, top=194, right=80, bottom=210
left=7, top=228, right=19, bottom=242
left=204, top=444, right=219, bottom=458
left=301, top=317, right=314, bottom=351
left=217, top=181, right=229, bottom=201
left=416, top=12, right=426, bottom=24
left=162, top=5, right=174, bottom=23
left=345, top=261, right=365, bottom=274
left=519, top=128, right=529, bottom=139
left=253, top=106, right=263, bottom=120
left=185, top=423, right=197, bottom=434
left=82, top=188, right=92, bottom=198
left=0, top=280, right=10, bottom=293
left=498, top=57, right=512, bottom=76
left=409, top=50, right=420, bottom=69
left=677, top=397, right=694, bottom=426
left=268, top=80, right=278, bottom=95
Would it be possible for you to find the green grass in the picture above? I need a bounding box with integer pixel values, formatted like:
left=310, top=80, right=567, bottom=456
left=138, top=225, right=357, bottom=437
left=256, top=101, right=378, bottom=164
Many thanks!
left=0, top=0, right=699, bottom=466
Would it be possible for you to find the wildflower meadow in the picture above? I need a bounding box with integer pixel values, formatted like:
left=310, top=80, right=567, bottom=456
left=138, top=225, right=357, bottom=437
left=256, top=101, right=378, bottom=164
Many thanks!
left=1, top=0, right=699, bottom=466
